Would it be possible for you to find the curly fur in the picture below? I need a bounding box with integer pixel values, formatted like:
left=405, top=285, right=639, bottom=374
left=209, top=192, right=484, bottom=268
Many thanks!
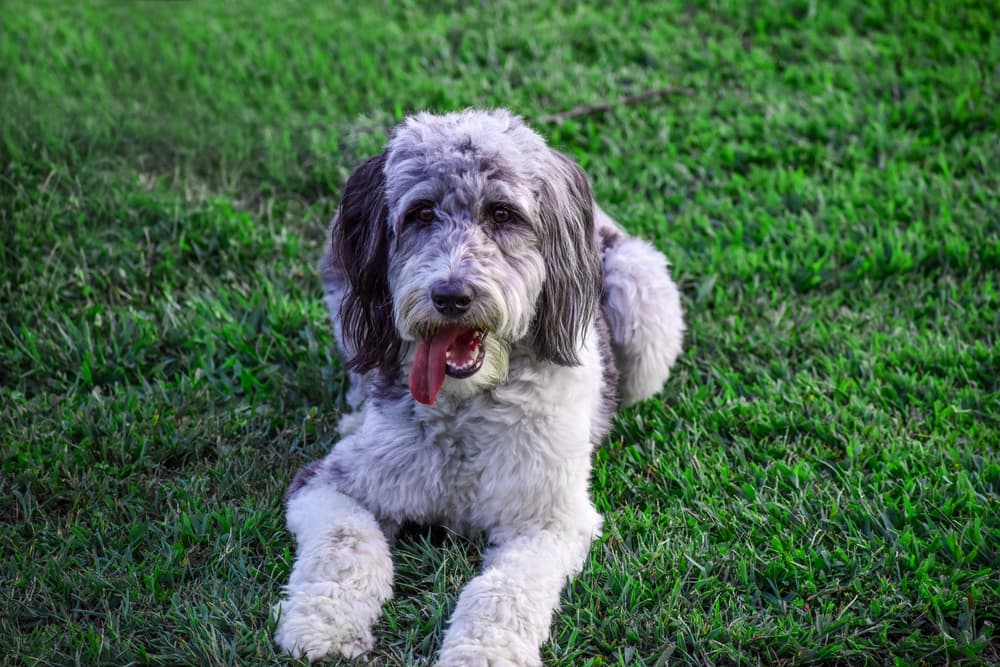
left=275, top=109, right=685, bottom=665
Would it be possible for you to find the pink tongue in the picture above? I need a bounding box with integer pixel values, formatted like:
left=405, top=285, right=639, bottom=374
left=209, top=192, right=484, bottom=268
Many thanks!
left=409, top=325, right=465, bottom=406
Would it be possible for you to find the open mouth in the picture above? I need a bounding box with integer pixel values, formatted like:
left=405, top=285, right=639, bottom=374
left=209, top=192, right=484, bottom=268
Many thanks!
left=445, top=327, right=487, bottom=378
left=409, top=324, right=488, bottom=405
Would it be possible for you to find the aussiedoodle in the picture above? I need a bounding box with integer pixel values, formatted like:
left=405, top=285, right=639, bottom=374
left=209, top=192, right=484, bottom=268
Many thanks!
left=273, top=108, right=684, bottom=665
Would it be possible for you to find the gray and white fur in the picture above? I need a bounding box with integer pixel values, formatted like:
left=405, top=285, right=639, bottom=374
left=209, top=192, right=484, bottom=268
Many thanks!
left=274, top=109, right=685, bottom=665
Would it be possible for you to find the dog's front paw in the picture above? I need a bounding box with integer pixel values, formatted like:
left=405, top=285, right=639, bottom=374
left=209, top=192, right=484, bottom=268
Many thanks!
left=435, top=644, right=541, bottom=667
left=273, top=592, right=375, bottom=661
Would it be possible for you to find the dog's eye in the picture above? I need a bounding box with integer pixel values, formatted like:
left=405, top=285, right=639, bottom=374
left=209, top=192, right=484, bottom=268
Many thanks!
left=491, top=206, right=512, bottom=224
left=409, top=206, right=435, bottom=224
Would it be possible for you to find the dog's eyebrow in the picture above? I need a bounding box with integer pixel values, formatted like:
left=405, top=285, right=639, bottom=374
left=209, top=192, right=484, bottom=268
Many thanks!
left=477, top=156, right=518, bottom=183
left=479, top=174, right=518, bottom=198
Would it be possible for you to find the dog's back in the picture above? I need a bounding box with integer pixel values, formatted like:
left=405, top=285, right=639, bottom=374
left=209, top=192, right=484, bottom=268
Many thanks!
left=596, top=206, right=685, bottom=406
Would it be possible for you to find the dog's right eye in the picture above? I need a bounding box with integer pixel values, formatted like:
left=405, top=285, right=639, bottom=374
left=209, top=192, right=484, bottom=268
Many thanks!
left=409, top=206, right=435, bottom=224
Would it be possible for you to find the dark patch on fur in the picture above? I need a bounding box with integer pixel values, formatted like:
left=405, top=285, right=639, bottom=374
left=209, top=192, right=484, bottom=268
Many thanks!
left=286, top=459, right=350, bottom=501
left=286, top=459, right=324, bottom=500
left=371, top=370, right=411, bottom=405
left=595, top=314, right=620, bottom=413
left=324, top=526, right=361, bottom=549
left=598, top=223, right=624, bottom=253
left=326, top=459, right=349, bottom=485
left=332, top=153, right=403, bottom=377
left=593, top=313, right=620, bottom=444
left=531, top=151, right=603, bottom=366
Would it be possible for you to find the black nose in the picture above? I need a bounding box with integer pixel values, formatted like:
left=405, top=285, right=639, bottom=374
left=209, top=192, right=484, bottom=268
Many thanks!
left=431, top=281, right=474, bottom=318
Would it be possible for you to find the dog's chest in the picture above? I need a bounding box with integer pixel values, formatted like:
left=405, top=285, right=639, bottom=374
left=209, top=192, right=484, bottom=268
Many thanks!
left=411, top=368, right=599, bottom=534
left=414, top=404, right=523, bottom=528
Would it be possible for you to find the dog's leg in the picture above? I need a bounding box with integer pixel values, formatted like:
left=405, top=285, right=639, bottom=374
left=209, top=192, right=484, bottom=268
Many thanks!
left=435, top=508, right=601, bottom=667
left=273, top=477, right=393, bottom=661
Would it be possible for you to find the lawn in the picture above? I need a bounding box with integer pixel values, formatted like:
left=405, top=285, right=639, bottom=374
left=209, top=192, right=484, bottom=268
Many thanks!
left=1, top=1, right=998, bottom=665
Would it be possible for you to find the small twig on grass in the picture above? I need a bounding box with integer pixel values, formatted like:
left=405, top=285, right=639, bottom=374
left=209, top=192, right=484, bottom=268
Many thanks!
left=541, top=87, right=695, bottom=123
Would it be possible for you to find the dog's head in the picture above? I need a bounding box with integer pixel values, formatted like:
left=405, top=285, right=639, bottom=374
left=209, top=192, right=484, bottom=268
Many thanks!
left=333, top=109, right=601, bottom=405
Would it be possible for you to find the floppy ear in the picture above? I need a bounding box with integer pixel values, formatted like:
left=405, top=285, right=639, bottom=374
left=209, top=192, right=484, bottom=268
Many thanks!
left=331, top=152, right=401, bottom=375
left=531, top=150, right=603, bottom=366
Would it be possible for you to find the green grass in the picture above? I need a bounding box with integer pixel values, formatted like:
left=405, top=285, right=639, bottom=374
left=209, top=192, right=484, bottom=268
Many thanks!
left=2, top=1, right=998, bottom=665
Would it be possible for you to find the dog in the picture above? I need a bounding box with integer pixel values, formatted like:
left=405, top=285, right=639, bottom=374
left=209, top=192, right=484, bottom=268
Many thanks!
left=273, top=109, right=684, bottom=665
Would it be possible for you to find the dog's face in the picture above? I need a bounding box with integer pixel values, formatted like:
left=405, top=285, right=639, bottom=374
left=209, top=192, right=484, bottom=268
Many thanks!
left=333, top=110, right=601, bottom=405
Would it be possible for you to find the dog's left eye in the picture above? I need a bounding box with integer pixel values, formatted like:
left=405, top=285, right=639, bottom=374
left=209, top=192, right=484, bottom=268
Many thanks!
left=490, top=206, right=512, bottom=224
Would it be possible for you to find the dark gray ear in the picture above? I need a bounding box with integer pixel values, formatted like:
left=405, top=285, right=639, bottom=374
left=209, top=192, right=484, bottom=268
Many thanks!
left=331, top=152, right=402, bottom=375
left=531, top=150, right=603, bottom=365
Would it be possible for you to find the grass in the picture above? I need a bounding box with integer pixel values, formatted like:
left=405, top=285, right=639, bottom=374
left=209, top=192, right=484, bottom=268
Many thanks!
left=1, top=1, right=998, bottom=665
